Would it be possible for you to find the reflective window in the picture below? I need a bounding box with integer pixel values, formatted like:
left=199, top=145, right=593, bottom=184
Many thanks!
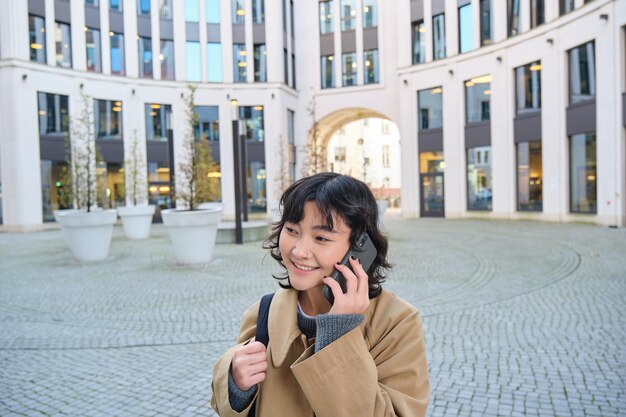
left=206, top=43, right=222, bottom=82
left=467, top=146, right=492, bottom=211
left=363, top=0, right=377, bottom=28
left=85, top=27, right=102, bottom=72
left=364, top=49, right=379, bottom=84
left=185, top=0, right=199, bottom=21
left=160, top=0, right=173, bottom=19
left=419, top=151, right=444, bottom=173
left=341, top=0, right=355, bottom=31
left=186, top=41, right=201, bottom=82
left=96, top=162, right=125, bottom=209
left=283, top=0, right=288, bottom=31
left=517, top=141, right=543, bottom=211
left=291, top=53, right=296, bottom=89
left=290, top=0, right=294, bottom=35
left=110, top=0, right=122, bottom=11
left=37, top=92, right=69, bottom=136
left=508, top=0, right=521, bottom=37
left=531, top=0, right=544, bottom=28
left=254, top=44, right=267, bottom=82
left=560, top=0, right=575, bottom=15
left=284, top=48, right=289, bottom=84
left=148, top=162, right=172, bottom=220
left=194, top=106, right=220, bottom=142
left=321, top=55, right=335, bottom=88
left=515, top=61, right=541, bottom=114
left=137, top=0, right=150, bottom=15
left=95, top=99, right=123, bottom=139
left=138, top=36, right=153, bottom=78
left=85, top=0, right=99, bottom=6
left=160, top=39, right=175, bottom=80
left=41, top=160, right=71, bottom=221
left=480, top=0, right=492, bottom=46
left=233, top=44, right=247, bottom=82
left=232, top=0, right=245, bottom=24
left=465, top=75, right=491, bottom=124
left=145, top=103, right=171, bottom=142
left=248, top=161, right=267, bottom=212
left=342, top=52, right=357, bottom=86
left=206, top=0, right=220, bottom=23
left=433, top=14, right=446, bottom=60
left=110, top=32, right=125, bottom=75
left=418, top=87, right=443, bottom=130
left=29, top=15, right=47, bottom=63
left=55, top=22, right=72, bottom=68
left=569, top=41, right=596, bottom=104
left=570, top=133, right=596, bottom=213
left=320, top=1, right=334, bottom=34
left=253, top=0, right=265, bottom=23
left=412, top=20, right=425, bottom=64
left=240, top=106, right=265, bottom=142
left=458, top=4, right=473, bottom=53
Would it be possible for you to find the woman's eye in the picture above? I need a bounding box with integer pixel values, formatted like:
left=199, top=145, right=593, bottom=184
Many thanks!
left=285, top=227, right=298, bottom=235
left=316, top=236, right=331, bottom=242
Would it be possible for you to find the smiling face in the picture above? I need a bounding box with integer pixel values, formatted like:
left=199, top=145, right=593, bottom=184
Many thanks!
left=279, top=201, right=351, bottom=293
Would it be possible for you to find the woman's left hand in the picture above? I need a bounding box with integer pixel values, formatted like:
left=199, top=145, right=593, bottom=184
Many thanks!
left=323, top=256, right=370, bottom=315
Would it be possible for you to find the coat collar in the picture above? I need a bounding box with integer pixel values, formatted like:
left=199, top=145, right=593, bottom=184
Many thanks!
left=268, top=288, right=303, bottom=367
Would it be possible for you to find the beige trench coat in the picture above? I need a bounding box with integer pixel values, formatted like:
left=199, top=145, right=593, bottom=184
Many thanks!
left=211, top=288, right=429, bottom=417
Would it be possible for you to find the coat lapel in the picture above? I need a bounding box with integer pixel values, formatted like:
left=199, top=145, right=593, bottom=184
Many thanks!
left=268, top=288, right=302, bottom=368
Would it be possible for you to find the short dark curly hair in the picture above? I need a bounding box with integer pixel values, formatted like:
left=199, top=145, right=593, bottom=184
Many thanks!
left=263, top=172, right=391, bottom=298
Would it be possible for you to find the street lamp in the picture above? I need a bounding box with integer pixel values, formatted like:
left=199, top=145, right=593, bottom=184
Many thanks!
left=231, top=99, right=249, bottom=244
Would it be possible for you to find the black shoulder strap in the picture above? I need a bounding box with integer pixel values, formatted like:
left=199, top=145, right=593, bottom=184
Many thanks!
left=249, top=293, right=274, bottom=417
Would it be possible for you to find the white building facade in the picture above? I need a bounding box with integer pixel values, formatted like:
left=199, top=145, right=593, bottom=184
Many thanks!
left=0, top=0, right=624, bottom=230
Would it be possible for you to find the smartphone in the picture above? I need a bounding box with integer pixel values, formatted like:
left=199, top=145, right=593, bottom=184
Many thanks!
left=323, top=232, right=378, bottom=305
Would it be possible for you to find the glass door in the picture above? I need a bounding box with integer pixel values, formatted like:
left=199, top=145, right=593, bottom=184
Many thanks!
left=420, top=173, right=445, bottom=217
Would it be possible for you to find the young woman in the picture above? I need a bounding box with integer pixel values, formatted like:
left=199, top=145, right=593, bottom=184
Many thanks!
left=211, top=173, right=429, bottom=417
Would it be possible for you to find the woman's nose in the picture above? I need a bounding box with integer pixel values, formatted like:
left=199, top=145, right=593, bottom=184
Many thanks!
left=292, top=239, right=311, bottom=259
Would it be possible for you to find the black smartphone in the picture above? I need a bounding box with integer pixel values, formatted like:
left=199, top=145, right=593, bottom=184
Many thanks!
left=322, top=232, right=378, bottom=305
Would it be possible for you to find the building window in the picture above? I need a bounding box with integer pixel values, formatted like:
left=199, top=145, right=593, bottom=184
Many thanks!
left=291, top=53, right=296, bottom=89
left=148, top=162, right=172, bottom=216
left=342, top=52, right=357, bottom=86
left=341, top=0, right=355, bottom=31
left=321, top=55, right=335, bottom=89
left=433, top=14, right=446, bottom=60
left=334, top=146, right=347, bottom=162
left=185, top=0, right=200, bottom=22
left=560, top=0, right=575, bottom=15
left=232, top=0, right=245, bottom=24
left=458, top=4, right=473, bottom=54
left=85, top=0, right=99, bottom=6
left=206, top=0, right=220, bottom=23
left=160, top=39, right=175, bottom=80
left=569, top=41, right=596, bottom=104
left=85, top=27, right=102, bottom=72
left=137, top=0, right=150, bottom=14
left=206, top=43, right=222, bottom=82
left=160, top=0, right=173, bottom=19
left=109, top=32, right=125, bottom=75
left=515, top=61, right=541, bottom=114
left=418, top=87, right=443, bottom=130
left=364, top=49, right=379, bottom=84
left=517, top=141, right=543, bottom=211
left=480, top=0, right=492, bottom=46
left=508, top=0, right=521, bottom=37
left=38, top=92, right=69, bottom=136
left=186, top=41, right=201, bottom=82
left=467, top=146, right=492, bottom=211
left=96, top=162, right=125, bottom=209
left=569, top=133, right=596, bottom=213
left=465, top=75, right=491, bottom=124
left=320, top=1, right=334, bottom=34
left=290, top=0, right=295, bottom=35
left=363, top=0, right=377, bottom=28
left=412, top=20, right=425, bottom=64
left=254, top=44, right=267, bottom=82
left=248, top=161, right=267, bottom=212
left=138, top=36, right=153, bottom=78
left=194, top=106, right=220, bottom=142
left=41, top=160, right=71, bottom=221
left=382, top=119, right=390, bottom=134
left=284, top=48, right=289, bottom=84
left=145, top=103, right=171, bottom=142
left=29, top=15, right=47, bottom=63
left=233, top=44, right=247, bottom=82
left=240, top=106, right=265, bottom=142
left=55, top=22, right=72, bottom=68
left=253, top=0, right=265, bottom=23
left=95, top=99, right=123, bottom=140
left=382, top=145, right=391, bottom=167
left=110, top=0, right=122, bottom=11
left=530, top=0, right=545, bottom=28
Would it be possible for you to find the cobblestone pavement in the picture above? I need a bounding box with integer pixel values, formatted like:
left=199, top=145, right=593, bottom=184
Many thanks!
left=1, top=214, right=625, bottom=417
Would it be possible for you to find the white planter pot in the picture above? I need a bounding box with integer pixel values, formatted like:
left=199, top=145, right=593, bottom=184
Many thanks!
left=53, top=209, right=118, bottom=262
left=161, top=207, right=223, bottom=264
left=117, top=205, right=156, bottom=240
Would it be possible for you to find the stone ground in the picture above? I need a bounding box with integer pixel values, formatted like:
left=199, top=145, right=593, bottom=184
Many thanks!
left=0, top=213, right=624, bottom=416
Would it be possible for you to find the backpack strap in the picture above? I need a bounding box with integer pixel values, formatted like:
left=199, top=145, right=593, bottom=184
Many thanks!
left=248, top=292, right=274, bottom=417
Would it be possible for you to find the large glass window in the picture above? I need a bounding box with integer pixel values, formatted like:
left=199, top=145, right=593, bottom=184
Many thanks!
left=560, top=0, right=575, bottom=15
left=248, top=161, right=267, bottom=212
left=160, top=0, right=173, bottom=19
left=85, top=27, right=102, bottom=72
left=458, top=4, right=473, bottom=54
left=342, top=52, right=357, bottom=86
left=110, top=0, right=122, bottom=11
left=148, top=162, right=172, bottom=219
left=291, top=53, right=296, bottom=89
left=160, top=39, right=175, bottom=80
left=206, top=43, right=222, bottom=82
left=38, top=92, right=69, bottom=136
left=284, top=48, right=289, bottom=84
left=418, top=87, right=443, bottom=130
left=433, top=14, right=446, bottom=60
left=186, top=41, right=201, bottom=82
left=85, top=0, right=99, bottom=6
left=320, top=1, right=334, bottom=34
left=95, top=99, right=123, bottom=139
left=145, top=103, right=171, bottom=142
left=363, top=0, right=377, bottom=28
left=138, top=36, right=153, bottom=78
left=185, top=0, right=200, bottom=22
left=321, top=55, right=335, bottom=88
left=569, top=41, right=596, bottom=104
left=110, top=32, right=125, bottom=75
left=570, top=133, right=596, bottom=213
left=531, top=0, right=545, bottom=28
left=517, top=141, right=543, bottom=211
left=465, top=75, right=491, bottom=124
left=508, top=0, right=521, bottom=37
left=480, top=0, right=492, bottom=46
left=467, top=146, right=492, bottom=211
left=412, top=20, right=425, bottom=64
left=240, top=106, right=264, bottom=142
left=194, top=106, right=220, bottom=142
left=254, top=44, right=267, bottom=82
left=41, top=160, right=72, bottom=221
left=96, top=162, right=125, bottom=209
left=364, top=49, right=379, bottom=84
left=29, top=15, right=47, bottom=63
left=137, top=0, right=150, bottom=15
left=341, top=0, right=355, bottom=31
left=233, top=44, right=247, bottom=82
left=253, top=0, right=265, bottom=24
left=206, top=0, right=220, bottom=23
left=516, top=61, right=542, bottom=114
left=232, top=0, right=245, bottom=24
left=55, top=22, right=72, bottom=68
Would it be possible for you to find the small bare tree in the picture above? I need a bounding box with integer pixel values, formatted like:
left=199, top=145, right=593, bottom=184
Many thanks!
left=301, top=92, right=327, bottom=176
left=273, top=134, right=292, bottom=201
left=124, top=129, right=147, bottom=206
